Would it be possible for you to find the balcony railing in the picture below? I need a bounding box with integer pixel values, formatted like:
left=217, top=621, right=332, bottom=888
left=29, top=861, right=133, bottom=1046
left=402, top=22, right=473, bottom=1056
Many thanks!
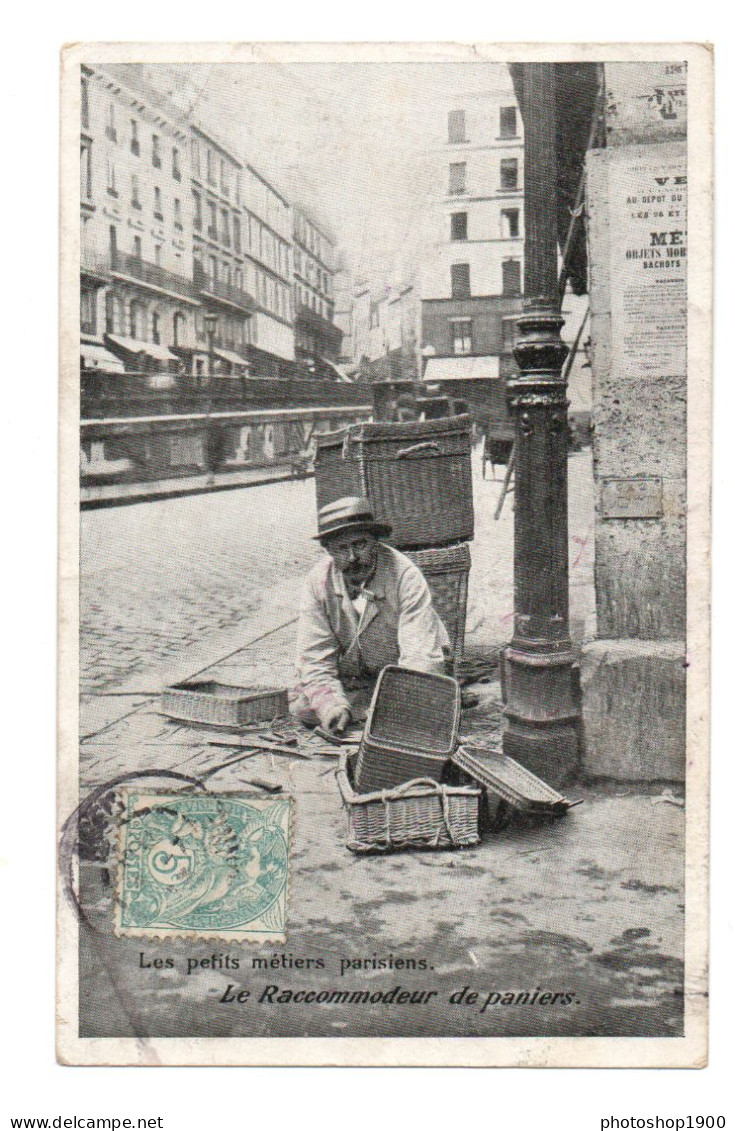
left=193, top=262, right=256, bottom=314
left=110, top=249, right=199, bottom=300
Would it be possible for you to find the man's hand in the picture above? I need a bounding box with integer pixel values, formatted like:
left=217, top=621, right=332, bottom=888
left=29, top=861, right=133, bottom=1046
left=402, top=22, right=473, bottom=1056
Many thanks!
left=325, top=706, right=351, bottom=736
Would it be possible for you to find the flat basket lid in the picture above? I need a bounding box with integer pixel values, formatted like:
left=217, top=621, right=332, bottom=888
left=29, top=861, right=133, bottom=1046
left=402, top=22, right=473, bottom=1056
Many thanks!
left=365, top=666, right=461, bottom=755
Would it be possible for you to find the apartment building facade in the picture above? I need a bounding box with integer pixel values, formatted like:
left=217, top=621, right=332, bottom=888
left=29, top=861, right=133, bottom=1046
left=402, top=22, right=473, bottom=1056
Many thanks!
left=80, top=66, right=340, bottom=383
left=80, top=65, right=201, bottom=378
left=292, top=207, right=343, bottom=374
left=420, top=82, right=525, bottom=382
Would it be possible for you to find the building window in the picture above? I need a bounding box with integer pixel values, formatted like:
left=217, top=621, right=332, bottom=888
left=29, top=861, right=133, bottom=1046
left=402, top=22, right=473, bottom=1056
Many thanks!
left=174, top=197, right=183, bottom=230
left=220, top=159, right=229, bottom=196
left=151, top=310, right=161, bottom=344
left=81, top=77, right=90, bottom=130
left=80, top=289, right=96, bottom=335
left=206, top=148, right=215, bottom=186
left=195, top=309, right=205, bottom=342
left=132, top=234, right=142, bottom=260
left=502, top=258, right=522, bottom=296
left=450, top=263, right=471, bottom=299
left=501, top=208, right=520, bottom=238
left=129, top=300, right=146, bottom=340
left=233, top=214, right=241, bottom=253
left=105, top=291, right=115, bottom=333
left=191, top=141, right=200, bottom=178
left=154, top=187, right=163, bottom=220
left=130, top=119, right=140, bottom=156
left=154, top=244, right=162, bottom=266
left=500, top=158, right=519, bottom=191
left=448, top=162, right=467, bottom=195
left=80, top=142, right=92, bottom=201
left=499, top=106, right=518, bottom=138
left=152, top=135, right=161, bottom=168
left=105, top=102, right=116, bottom=142
left=451, top=319, right=473, bottom=355
left=209, top=255, right=217, bottom=284
left=131, top=174, right=141, bottom=209
left=451, top=211, right=468, bottom=241
left=105, top=158, right=117, bottom=197
left=173, top=312, right=186, bottom=346
left=109, top=225, right=117, bottom=257
left=193, top=191, right=202, bottom=232
left=172, top=147, right=181, bottom=181
left=208, top=201, right=217, bottom=240
left=235, top=267, right=243, bottom=292
left=448, top=109, right=467, bottom=143
left=221, top=208, right=230, bottom=246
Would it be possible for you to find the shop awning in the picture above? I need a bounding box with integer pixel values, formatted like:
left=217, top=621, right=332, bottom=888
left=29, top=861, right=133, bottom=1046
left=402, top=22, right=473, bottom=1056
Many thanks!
left=316, top=354, right=354, bottom=383
left=80, top=343, right=126, bottom=373
left=106, top=334, right=178, bottom=364
left=423, top=356, right=500, bottom=381
left=214, top=347, right=250, bottom=368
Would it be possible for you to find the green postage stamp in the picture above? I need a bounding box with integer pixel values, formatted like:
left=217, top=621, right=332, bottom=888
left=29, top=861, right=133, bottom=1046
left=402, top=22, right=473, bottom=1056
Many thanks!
left=115, top=791, right=292, bottom=943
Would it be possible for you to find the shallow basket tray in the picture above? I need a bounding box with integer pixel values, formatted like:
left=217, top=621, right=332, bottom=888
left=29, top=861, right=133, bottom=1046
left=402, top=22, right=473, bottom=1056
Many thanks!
left=160, top=681, right=289, bottom=728
left=451, top=744, right=573, bottom=815
left=336, top=751, right=480, bottom=855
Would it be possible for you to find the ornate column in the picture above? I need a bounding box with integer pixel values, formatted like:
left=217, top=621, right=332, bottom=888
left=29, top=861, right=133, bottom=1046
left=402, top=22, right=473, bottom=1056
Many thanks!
left=502, top=63, right=579, bottom=786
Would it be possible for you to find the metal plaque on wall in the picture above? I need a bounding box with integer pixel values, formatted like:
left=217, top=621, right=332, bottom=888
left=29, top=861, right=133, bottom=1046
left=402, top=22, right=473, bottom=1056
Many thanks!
left=601, top=476, right=664, bottom=519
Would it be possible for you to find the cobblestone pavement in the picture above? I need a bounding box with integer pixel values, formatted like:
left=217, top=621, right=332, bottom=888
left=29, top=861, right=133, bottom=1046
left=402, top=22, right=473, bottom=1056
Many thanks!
left=80, top=477, right=323, bottom=693
left=80, top=448, right=595, bottom=694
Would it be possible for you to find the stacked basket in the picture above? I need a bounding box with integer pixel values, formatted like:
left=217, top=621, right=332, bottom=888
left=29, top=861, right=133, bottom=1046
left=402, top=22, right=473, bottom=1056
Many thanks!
left=314, top=415, right=474, bottom=670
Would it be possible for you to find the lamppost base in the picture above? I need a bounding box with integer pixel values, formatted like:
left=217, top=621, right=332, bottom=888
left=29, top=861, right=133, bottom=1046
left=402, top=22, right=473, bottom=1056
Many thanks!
left=501, top=719, right=579, bottom=790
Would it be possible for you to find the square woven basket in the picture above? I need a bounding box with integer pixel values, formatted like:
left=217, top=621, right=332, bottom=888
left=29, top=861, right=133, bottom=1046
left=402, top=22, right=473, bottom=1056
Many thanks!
left=159, top=681, right=289, bottom=728
left=347, top=415, right=475, bottom=549
left=406, top=543, right=471, bottom=667
left=313, top=428, right=364, bottom=511
left=336, top=751, right=480, bottom=854
left=354, top=666, right=462, bottom=793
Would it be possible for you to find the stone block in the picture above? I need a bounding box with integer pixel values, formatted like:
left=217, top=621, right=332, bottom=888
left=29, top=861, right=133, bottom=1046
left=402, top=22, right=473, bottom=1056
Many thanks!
left=581, top=638, right=685, bottom=781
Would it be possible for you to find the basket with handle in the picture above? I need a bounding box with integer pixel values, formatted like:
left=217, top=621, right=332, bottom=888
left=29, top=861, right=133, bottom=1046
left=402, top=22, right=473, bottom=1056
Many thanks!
left=345, top=415, right=474, bottom=549
left=336, top=751, right=480, bottom=854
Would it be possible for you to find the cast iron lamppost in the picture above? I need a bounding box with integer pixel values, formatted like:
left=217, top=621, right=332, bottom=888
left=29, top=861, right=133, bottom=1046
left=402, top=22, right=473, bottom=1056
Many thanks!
left=502, top=63, right=579, bottom=786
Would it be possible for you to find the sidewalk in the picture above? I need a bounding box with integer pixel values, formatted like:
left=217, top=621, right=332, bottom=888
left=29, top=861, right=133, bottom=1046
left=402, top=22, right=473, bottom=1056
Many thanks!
left=77, top=630, right=685, bottom=1042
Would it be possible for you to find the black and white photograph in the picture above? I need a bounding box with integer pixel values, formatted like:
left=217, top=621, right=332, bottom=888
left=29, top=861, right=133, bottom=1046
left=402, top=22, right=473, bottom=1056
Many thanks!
left=56, top=42, right=711, bottom=1068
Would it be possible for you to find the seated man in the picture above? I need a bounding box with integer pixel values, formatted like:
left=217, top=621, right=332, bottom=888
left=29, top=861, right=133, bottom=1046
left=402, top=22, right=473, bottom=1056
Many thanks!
left=289, top=496, right=449, bottom=733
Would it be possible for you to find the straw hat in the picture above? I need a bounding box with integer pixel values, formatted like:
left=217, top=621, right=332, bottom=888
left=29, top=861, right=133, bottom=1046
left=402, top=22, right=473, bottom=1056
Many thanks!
left=314, top=496, right=392, bottom=542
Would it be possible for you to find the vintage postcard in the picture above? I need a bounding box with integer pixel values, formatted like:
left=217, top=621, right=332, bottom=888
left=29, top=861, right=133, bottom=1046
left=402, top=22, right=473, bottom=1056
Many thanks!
left=58, top=42, right=712, bottom=1067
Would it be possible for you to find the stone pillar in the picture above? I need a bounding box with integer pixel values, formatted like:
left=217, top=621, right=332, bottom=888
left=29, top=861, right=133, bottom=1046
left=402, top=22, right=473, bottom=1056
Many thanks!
left=581, top=63, right=688, bottom=781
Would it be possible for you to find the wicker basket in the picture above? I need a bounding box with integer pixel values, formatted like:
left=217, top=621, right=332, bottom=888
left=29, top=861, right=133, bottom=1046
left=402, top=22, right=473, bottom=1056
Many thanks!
left=159, top=681, right=289, bottom=728
left=451, top=745, right=574, bottom=816
left=337, top=751, right=480, bottom=854
left=354, top=666, right=461, bottom=793
left=313, top=428, right=364, bottom=511
left=406, top=543, right=471, bottom=667
left=346, top=415, right=474, bottom=549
